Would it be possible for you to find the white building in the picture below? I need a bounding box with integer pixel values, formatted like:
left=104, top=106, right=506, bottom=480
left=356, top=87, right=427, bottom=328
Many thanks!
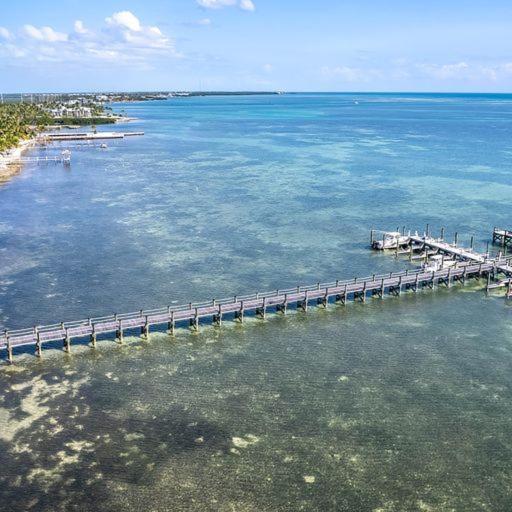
left=47, top=106, right=93, bottom=118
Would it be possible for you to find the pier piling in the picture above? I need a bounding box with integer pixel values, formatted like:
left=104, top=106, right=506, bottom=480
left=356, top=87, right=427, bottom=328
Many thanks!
left=2, top=228, right=512, bottom=362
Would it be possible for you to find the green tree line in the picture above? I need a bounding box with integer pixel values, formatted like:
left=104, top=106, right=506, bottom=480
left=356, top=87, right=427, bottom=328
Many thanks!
left=0, top=103, right=50, bottom=152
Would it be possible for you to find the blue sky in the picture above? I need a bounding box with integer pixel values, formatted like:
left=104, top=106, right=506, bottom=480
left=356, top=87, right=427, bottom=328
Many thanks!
left=1, top=0, right=512, bottom=92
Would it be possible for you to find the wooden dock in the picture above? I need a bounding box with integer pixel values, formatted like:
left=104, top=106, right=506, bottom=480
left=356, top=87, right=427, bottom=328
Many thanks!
left=493, top=228, right=512, bottom=249
left=487, top=278, right=512, bottom=298
left=408, top=233, right=512, bottom=276
left=2, top=228, right=511, bottom=363
left=42, top=132, right=144, bottom=142
left=373, top=228, right=512, bottom=276
left=8, top=154, right=71, bottom=165
left=1, top=258, right=510, bottom=363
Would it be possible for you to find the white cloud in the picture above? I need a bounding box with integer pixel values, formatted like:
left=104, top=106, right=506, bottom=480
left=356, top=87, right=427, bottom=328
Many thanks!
left=197, top=18, right=212, bottom=25
left=74, top=20, right=90, bottom=35
left=0, top=43, right=26, bottom=58
left=0, top=11, right=179, bottom=66
left=500, top=63, right=512, bottom=74
left=123, top=28, right=170, bottom=49
left=87, top=48, right=120, bottom=60
left=262, top=63, right=273, bottom=73
left=149, top=26, right=162, bottom=36
left=197, top=0, right=236, bottom=8
left=105, top=11, right=142, bottom=32
left=415, top=61, right=506, bottom=82
left=23, top=24, right=68, bottom=42
left=197, top=0, right=255, bottom=10
left=320, top=60, right=512, bottom=86
left=417, top=61, right=469, bottom=80
left=103, top=11, right=171, bottom=50
left=0, top=27, right=12, bottom=40
left=321, top=65, right=378, bottom=82
left=240, top=0, right=255, bottom=11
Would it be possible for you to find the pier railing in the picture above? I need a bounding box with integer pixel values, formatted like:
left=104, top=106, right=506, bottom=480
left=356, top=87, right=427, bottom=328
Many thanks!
left=2, top=227, right=512, bottom=362
left=3, top=257, right=512, bottom=362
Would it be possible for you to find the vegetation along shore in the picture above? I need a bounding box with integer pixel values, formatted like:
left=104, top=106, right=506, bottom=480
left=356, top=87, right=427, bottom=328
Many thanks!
left=0, top=90, right=279, bottom=181
left=0, top=98, right=125, bottom=180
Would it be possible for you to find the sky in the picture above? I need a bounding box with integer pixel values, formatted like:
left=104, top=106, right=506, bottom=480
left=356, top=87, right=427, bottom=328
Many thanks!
left=1, top=0, right=512, bottom=92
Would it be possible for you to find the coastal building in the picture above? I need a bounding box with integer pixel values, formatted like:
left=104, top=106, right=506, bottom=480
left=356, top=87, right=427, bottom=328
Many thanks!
left=47, top=106, right=93, bottom=119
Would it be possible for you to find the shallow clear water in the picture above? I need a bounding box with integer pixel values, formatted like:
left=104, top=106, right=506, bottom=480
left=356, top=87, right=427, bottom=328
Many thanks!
left=0, top=93, right=512, bottom=511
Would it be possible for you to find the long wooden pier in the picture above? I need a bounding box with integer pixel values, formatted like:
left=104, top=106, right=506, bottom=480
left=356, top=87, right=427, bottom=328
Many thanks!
left=2, top=229, right=511, bottom=363
left=42, top=131, right=144, bottom=142
left=1, top=260, right=510, bottom=363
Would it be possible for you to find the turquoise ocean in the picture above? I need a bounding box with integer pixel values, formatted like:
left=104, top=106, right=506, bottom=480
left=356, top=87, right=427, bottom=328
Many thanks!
left=0, top=93, right=511, bottom=511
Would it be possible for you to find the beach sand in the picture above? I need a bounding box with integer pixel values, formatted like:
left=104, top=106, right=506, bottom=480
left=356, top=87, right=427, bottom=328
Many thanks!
left=0, top=138, right=35, bottom=183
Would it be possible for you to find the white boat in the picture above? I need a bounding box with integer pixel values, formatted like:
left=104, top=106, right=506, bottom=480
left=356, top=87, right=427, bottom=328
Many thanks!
left=372, top=231, right=411, bottom=250
left=421, top=254, right=457, bottom=272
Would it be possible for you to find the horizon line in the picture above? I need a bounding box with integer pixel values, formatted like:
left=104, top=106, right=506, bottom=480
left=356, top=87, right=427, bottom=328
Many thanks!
left=3, top=90, right=512, bottom=96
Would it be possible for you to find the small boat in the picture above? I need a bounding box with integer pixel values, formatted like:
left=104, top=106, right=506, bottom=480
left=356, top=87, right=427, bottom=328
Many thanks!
left=100, top=143, right=108, bottom=149
left=372, top=231, right=411, bottom=250
left=421, top=254, right=457, bottom=272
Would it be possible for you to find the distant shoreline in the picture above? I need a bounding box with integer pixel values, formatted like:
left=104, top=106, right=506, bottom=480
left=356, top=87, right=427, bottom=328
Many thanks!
left=45, top=115, right=137, bottom=127
left=0, top=89, right=281, bottom=183
left=0, top=116, right=137, bottom=183
left=106, top=91, right=282, bottom=103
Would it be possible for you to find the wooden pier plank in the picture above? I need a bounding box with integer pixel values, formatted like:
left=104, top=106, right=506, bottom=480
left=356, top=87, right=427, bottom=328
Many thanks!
left=0, top=260, right=502, bottom=356
left=4, top=225, right=512, bottom=361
